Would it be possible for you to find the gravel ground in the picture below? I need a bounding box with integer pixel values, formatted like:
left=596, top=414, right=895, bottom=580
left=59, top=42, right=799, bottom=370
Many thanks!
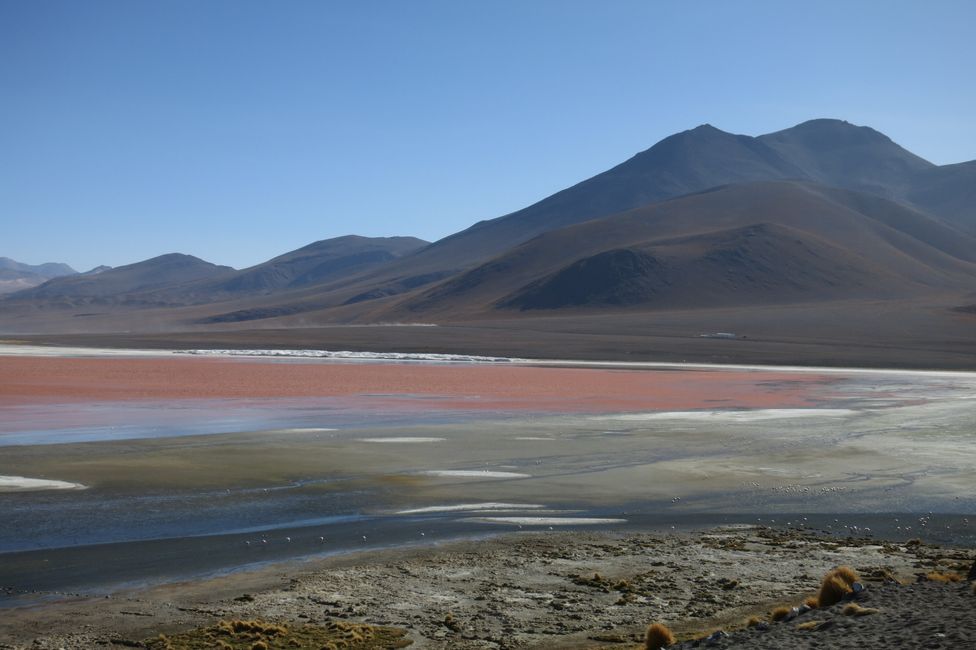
left=2, top=525, right=973, bottom=649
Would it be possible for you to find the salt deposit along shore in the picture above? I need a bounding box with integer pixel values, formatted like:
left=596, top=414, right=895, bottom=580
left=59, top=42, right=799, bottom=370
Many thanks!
left=0, top=475, right=86, bottom=492
left=1, top=346, right=974, bottom=648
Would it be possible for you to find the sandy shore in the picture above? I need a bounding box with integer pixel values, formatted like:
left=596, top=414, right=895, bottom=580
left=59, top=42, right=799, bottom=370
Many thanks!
left=1, top=525, right=972, bottom=649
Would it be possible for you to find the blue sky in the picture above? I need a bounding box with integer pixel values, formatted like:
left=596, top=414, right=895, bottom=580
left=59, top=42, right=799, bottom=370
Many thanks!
left=2, top=0, right=974, bottom=271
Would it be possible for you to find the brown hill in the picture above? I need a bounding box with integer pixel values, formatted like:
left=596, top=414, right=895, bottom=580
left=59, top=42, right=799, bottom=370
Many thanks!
left=388, top=181, right=976, bottom=317
left=229, top=119, right=971, bottom=314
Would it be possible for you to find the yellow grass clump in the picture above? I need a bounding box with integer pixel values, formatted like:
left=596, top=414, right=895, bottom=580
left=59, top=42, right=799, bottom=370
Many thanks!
left=745, top=616, right=763, bottom=627
left=926, top=571, right=962, bottom=583
left=770, top=606, right=792, bottom=622
left=796, top=621, right=819, bottom=631
left=816, top=566, right=859, bottom=607
left=843, top=603, right=879, bottom=616
left=144, top=618, right=410, bottom=650
left=644, top=622, right=676, bottom=649
left=804, top=596, right=819, bottom=609
left=832, top=566, right=859, bottom=585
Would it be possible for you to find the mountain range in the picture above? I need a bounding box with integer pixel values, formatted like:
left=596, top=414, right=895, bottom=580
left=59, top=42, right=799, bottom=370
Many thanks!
left=2, top=118, right=974, bottom=366
left=0, top=258, right=77, bottom=295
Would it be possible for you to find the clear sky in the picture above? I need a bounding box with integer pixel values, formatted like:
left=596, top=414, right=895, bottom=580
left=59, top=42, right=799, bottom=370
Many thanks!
left=2, top=0, right=974, bottom=271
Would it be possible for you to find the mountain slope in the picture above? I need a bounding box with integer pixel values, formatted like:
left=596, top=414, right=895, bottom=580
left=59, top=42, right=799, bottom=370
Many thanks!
left=211, top=235, right=428, bottom=295
left=905, top=161, right=976, bottom=232
left=283, top=119, right=971, bottom=308
left=389, top=181, right=976, bottom=317
left=362, top=124, right=805, bottom=277
left=757, top=119, right=934, bottom=196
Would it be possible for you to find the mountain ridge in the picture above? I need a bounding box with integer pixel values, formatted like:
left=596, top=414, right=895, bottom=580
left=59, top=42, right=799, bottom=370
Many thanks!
left=2, top=118, right=974, bottom=336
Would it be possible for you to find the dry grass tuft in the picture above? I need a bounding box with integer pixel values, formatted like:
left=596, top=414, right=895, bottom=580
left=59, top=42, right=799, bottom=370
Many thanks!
left=832, top=566, right=859, bottom=586
left=644, top=622, right=676, bottom=649
left=816, top=566, right=859, bottom=608
left=770, top=606, right=792, bottom=622
left=925, top=571, right=962, bottom=583
left=145, top=618, right=409, bottom=649
left=796, top=621, right=819, bottom=631
left=817, top=575, right=852, bottom=608
left=745, top=616, right=763, bottom=627
left=803, top=596, right=819, bottom=609
left=843, top=603, right=879, bottom=616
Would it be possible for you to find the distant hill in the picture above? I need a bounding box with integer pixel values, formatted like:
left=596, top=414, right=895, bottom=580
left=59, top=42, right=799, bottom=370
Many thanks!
left=210, top=235, right=428, bottom=295
left=0, top=257, right=77, bottom=295
left=5, top=253, right=234, bottom=306
left=0, top=236, right=429, bottom=315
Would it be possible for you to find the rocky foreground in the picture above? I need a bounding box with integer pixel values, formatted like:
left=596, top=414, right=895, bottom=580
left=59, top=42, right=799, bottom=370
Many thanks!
left=668, top=578, right=974, bottom=649
left=1, top=525, right=973, bottom=649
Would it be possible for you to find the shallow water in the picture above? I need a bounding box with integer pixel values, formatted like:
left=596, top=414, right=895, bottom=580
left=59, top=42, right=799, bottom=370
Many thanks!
left=1, top=359, right=975, bottom=604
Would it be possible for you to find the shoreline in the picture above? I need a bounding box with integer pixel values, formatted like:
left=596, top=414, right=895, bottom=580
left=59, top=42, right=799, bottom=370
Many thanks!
left=2, top=524, right=973, bottom=649
left=3, top=341, right=976, bottom=376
